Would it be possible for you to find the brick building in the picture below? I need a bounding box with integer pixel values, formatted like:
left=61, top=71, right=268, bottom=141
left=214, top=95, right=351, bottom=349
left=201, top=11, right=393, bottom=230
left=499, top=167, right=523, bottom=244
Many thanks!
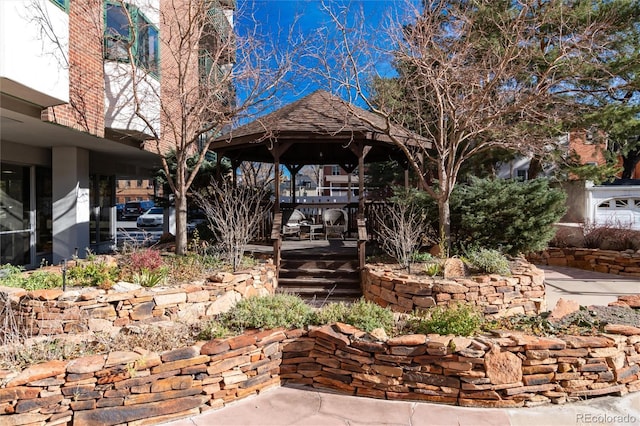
left=0, top=0, right=233, bottom=267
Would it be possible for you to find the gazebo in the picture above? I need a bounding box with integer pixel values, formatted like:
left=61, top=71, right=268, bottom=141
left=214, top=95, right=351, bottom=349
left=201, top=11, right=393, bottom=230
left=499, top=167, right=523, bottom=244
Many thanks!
left=210, top=90, right=429, bottom=269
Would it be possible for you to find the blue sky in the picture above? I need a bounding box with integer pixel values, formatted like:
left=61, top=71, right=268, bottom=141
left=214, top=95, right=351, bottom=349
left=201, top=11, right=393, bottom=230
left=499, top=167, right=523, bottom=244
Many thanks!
left=236, top=1, right=405, bottom=107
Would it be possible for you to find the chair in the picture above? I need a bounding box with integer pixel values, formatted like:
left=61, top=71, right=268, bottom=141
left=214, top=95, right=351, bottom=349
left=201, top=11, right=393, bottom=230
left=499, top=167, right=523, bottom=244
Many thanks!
left=323, top=208, right=348, bottom=239
left=282, top=209, right=307, bottom=239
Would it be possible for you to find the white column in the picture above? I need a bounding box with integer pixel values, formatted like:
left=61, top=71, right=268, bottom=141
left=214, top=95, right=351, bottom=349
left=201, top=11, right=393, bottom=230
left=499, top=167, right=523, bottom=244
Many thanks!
left=52, top=146, right=90, bottom=263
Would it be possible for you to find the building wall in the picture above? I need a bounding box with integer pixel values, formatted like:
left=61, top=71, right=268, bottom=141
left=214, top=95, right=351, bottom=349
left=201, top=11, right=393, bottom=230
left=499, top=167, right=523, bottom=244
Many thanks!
left=116, top=179, right=156, bottom=204
left=0, top=0, right=69, bottom=106
left=41, top=0, right=105, bottom=137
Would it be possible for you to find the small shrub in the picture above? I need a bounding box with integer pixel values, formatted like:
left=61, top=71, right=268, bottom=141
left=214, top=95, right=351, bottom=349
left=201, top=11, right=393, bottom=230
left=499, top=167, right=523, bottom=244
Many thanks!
left=0, top=264, right=62, bottom=290
left=582, top=222, right=640, bottom=251
left=411, top=251, right=434, bottom=263
left=313, top=299, right=395, bottom=334
left=549, top=226, right=585, bottom=249
left=66, top=259, right=118, bottom=288
left=132, top=267, right=168, bottom=287
left=197, top=321, right=234, bottom=340
left=129, top=249, right=164, bottom=272
left=463, top=247, right=510, bottom=275
left=22, top=270, right=63, bottom=290
left=415, top=303, right=484, bottom=336
left=164, top=251, right=224, bottom=284
left=423, top=262, right=442, bottom=277
left=221, top=294, right=313, bottom=331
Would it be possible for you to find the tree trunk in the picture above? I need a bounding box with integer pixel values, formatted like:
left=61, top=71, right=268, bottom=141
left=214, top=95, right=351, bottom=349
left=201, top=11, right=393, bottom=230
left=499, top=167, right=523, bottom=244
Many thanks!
left=174, top=191, right=188, bottom=255
left=174, top=160, right=188, bottom=256
left=437, top=196, right=451, bottom=257
left=621, top=149, right=640, bottom=179
left=527, top=157, right=543, bottom=179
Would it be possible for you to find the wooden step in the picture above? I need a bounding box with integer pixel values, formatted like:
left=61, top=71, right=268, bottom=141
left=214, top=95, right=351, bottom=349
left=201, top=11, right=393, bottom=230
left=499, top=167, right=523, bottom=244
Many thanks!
left=277, top=249, right=362, bottom=303
left=278, top=276, right=360, bottom=288
left=280, top=259, right=358, bottom=270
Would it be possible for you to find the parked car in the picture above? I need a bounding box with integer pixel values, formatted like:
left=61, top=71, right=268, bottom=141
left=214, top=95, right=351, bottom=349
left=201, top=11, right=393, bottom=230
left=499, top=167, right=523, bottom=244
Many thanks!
left=116, top=203, right=125, bottom=220
left=136, top=207, right=164, bottom=228
left=123, top=200, right=154, bottom=220
left=187, top=208, right=208, bottom=234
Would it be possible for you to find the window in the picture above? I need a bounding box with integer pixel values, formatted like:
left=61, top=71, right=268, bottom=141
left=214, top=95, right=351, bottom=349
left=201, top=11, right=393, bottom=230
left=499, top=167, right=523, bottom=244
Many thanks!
left=50, top=0, right=69, bottom=12
left=331, top=166, right=341, bottom=176
left=615, top=199, right=629, bottom=208
left=516, top=169, right=528, bottom=181
left=598, top=201, right=612, bottom=209
left=104, top=2, right=159, bottom=77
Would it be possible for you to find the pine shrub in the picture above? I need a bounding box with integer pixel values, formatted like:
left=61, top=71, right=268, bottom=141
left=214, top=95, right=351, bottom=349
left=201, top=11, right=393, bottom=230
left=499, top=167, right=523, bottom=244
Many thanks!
left=455, top=177, right=566, bottom=255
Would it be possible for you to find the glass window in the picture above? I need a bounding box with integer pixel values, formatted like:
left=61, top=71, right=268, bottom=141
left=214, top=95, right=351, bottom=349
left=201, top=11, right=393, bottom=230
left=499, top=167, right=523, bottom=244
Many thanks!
left=105, top=3, right=130, bottom=61
left=36, top=167, right=53, bottom=264
left=104, top=2, right=159, bottom=76
left=331, top=166, right=341, bottom=176
left=0, top=163, right=31, bottom=265
left=598, top=201, right=611, bottom=209
left=50, top=0, right=69, bottom=12
left=615, top=199, right=628, bottom=208
left=137, top=13, right=159, bottom=75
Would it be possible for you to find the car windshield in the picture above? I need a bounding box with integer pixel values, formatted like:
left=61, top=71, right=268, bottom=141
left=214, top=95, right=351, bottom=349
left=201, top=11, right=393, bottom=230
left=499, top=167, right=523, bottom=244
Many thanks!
left=147, top=207, right=163, bottom=214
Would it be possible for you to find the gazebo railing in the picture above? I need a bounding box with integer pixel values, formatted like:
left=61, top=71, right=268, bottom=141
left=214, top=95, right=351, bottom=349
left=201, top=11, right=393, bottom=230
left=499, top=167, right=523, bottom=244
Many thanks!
left=251, top=200, right=393, bottom=243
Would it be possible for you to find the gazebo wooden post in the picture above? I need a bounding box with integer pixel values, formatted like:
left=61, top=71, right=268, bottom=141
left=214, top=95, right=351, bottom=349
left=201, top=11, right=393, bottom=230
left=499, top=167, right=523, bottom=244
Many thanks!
left=285, top=164, right=303, bottom=205
left=231, top=159, right=242, bottom=188
left=357, top=144, right=367, bottom=272
left=274, top=159, right=280, bottom=214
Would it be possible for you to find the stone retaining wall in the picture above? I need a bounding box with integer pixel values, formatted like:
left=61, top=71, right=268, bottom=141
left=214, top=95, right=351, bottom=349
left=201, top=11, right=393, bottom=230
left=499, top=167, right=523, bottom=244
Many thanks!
left=0, top=328, right=292, bottom=426
left=362, top=260, right=546, bottom=318
left=280, top=322, right=640, bottom=408
left=0, top=263, right=277, bottom=338
left=3, top=317, right=640, bottom=424
left=529, top=248, right=640, bottom=277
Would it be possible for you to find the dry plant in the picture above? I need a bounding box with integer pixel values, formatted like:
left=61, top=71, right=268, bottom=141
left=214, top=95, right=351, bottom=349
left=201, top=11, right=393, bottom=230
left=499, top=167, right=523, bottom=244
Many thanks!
left=581, top=221, right=640, bottom=251
left=194, top=180, right=272, bottom=271
left=375, top=201, right=429, bottom=273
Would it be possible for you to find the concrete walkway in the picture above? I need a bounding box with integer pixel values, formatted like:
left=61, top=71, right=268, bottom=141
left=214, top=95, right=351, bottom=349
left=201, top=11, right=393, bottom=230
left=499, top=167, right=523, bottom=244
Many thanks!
left=162, top=385, right=640, bottom=426
left=540, top=264, right=639, bottom=310
left=160, top=265, right=640, bottom=426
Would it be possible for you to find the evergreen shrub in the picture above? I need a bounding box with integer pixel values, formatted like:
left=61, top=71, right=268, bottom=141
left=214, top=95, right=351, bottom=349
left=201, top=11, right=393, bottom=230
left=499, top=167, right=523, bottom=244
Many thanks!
left=454, top=178, right=566, bottom=255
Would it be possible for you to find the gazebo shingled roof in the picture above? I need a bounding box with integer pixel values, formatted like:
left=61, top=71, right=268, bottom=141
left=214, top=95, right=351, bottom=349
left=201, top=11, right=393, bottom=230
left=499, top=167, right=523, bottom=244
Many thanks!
left=210, top=90, right=428, bottom=166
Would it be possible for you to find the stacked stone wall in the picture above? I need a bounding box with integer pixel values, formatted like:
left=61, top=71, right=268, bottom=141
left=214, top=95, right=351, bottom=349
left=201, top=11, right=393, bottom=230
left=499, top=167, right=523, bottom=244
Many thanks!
left=362, top=261, right=546, bottom=318
left=0, top=328, right=291, bottom=425
left=3, top=317, right=640, bottom=424
left=529, top=248, right=640, bottom=277
left=281, top=322, right=640, bottom=408
left=1, top=263, right=276, bottom=338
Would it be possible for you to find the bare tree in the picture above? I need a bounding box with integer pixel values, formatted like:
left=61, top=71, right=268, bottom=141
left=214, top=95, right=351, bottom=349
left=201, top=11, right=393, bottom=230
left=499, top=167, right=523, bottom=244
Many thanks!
left=375, top=198, right=428, bottom=273
left=309, top=0, right=619, bottom=253
left=239, top=162, right=276, bottom=190
left=106, top=0, right=299, bottom=255
left=194, top=181, right=271, bottom=271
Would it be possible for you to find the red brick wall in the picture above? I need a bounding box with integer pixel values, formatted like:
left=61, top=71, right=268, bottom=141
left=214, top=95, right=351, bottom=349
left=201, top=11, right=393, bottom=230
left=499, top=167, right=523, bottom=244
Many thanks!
left=41, top=0, right=105, bottom=138
left=569, top=131, right=607, bottom=166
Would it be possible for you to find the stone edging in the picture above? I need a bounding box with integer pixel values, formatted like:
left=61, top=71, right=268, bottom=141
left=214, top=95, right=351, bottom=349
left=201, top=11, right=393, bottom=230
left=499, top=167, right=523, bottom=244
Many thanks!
left=362, top=260, right=546, bottom=318
left=529, top=248, right=640, bottom=277
left=2, top=311, right=640, bottom=424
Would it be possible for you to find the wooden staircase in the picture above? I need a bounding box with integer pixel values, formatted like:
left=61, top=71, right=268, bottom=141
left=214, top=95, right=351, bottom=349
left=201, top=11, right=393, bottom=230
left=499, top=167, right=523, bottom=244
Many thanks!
left=277, top=250, right=362, bottom=306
